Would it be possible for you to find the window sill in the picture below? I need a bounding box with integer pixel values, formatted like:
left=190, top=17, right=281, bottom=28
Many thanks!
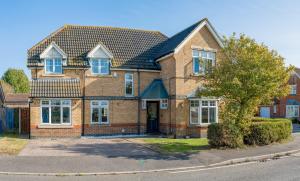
left=38, top=125, right=73, bottom=129
left=86, top=74, right=113, bottom=78
left=42, top=74, right=65, bottom=77
left=90, top=123, right=110, bottom=126
left=188, top=124, right=213, bottom=128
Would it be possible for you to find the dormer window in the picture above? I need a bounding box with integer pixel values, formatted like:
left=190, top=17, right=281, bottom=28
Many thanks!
left=91, top=59, right=110, bottom=75
left=193, top=49, right=216, bottom=75
left=40, top=42, right=67, bottom=75
left=45, top=58, right=62, bottom=74
left=87, top=43, right=113, bottom=76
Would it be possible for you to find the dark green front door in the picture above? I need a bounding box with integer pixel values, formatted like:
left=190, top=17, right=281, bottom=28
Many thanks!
left=147, top=102, right=159, bottom=133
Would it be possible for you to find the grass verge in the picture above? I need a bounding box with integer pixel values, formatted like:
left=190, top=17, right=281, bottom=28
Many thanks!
left=142, top=138, right=210, bottom=153
left=0, top=133, right=28, bottom=155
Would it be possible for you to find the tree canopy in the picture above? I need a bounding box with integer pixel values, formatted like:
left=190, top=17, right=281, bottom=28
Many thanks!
left=199, top=34, right=293, bottom=132
left=2, top=68, right=30, bottom=93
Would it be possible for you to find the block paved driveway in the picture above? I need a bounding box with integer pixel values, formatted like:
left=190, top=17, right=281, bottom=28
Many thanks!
left=19, top=137, right=158, bottom=157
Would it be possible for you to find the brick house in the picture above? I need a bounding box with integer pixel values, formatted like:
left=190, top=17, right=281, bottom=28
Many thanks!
left=27, top=18, right=224, bottom=138
left=260, top=68, right=300, bottom=120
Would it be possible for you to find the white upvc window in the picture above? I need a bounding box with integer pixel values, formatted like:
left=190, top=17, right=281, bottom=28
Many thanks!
left=125, top=73, right=134, bottom=96
left=286, top=105, right=299, bottom=118
left=290, top=85, right=297, bottom=95
left=160, top=99, right=168, bottom=109
left=142, top=100, right=147, bottom=109
left=91, top=58, right=110, bottom=75
left=273, top=105, right=277, bottom=114
left=91, top=101, right=109, bottom=124
left=41, top=100, right=71, bottom=125
left=192, top=50, right=216, bottom=75
left=45, top=58, right=62, bottom=74
left=190, top=99, right=218, bottom=125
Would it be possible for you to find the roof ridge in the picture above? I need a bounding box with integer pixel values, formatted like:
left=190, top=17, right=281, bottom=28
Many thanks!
left=63, top=24, right=166, bottom=35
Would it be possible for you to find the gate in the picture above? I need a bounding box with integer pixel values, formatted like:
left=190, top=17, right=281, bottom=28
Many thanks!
left=21, top=108, right=30, bottom=134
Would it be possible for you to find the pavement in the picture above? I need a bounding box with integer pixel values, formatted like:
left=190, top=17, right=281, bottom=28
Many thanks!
left=0, top=133, right=300, bottom=174
left=1, top=151, right=300, bottom=180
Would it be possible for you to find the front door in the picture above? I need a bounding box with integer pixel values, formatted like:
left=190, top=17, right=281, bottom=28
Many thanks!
left=147, top=102, right=159, bottom=133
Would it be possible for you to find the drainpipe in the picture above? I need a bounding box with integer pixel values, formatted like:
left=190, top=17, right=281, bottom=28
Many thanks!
left=29, top=99, right=32, bottom=139
left=82, top=69, right=86, bottom=136
left=137, top=69, right=141, bottom=134
left=18, top=108, right=21, bottom=135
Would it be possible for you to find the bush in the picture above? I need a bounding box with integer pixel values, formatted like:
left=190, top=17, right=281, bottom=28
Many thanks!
left=245, top=118, right=292, bottom=145
left=207, top=123, right=244, bottom=148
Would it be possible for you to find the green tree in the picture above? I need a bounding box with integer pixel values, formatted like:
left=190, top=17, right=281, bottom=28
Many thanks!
left=2, top=68, right=30, bottom=93
left=200, top=34, right=293, bottom=135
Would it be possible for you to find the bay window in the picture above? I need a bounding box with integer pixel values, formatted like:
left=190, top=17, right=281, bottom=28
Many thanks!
left=192, top=50, right=216, bottom=75
left=91, top=101, right=109, bottom=124
left=190, top=100, right=218, bottom=125
left=91, top=59, right=110, bottom=75
left=45, top=58, right=62, bottom=74
left=41, top=100, right=71, bottom=125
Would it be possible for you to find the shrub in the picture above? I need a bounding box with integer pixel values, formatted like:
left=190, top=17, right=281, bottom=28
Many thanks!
left=245, top=118, right=291, bottom=145
left=207, top=123, right=244, bottom=148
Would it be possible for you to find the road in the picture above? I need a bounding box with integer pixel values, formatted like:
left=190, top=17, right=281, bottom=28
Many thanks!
left=1, top=154, right=300, bottom=181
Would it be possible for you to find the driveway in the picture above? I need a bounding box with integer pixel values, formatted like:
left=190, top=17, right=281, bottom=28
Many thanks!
left=19, top=137, right=158, bottom=157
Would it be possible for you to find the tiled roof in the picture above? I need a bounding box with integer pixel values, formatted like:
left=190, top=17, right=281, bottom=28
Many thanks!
left=5, top=93, right=29, bottom=108
left=28, top=25, right=168, bottom=70
left=30, top=79, right=81, bottom=98
left=141, top=79, right=168, bottom=99
left=155, top=19, right=207, bottom=59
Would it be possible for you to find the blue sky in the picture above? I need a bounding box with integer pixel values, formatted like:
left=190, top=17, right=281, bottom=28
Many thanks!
left=0, top=0, right=299, bottom=77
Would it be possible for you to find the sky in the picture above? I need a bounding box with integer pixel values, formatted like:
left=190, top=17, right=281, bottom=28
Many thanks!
left=0, top=0, right=300, bottom=78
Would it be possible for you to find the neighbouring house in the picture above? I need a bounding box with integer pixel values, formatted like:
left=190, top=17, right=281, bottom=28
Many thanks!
left=27, top=18, right=224, bottom=138
left=260, top=68, right=300, bottom=120
left=0, top=80, right=30, bottom=134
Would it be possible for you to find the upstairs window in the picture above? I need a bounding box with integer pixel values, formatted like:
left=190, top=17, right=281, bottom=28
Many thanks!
left=192, top=50, right=216, bottom=75
left=290, top=85, right=297, bottom=95
left=45, top=58, right=62, bottom=74
left=91, top=59, right=110, bottom=75
left=125, top=73, right=134, bottom=96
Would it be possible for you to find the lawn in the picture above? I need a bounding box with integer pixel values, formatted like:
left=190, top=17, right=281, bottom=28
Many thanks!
left=142, top=138, right=209, bottom=153
left=0, top=133, right=28, bottom=155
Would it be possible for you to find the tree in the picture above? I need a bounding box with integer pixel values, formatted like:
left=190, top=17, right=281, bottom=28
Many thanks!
left=2, top=68, right=30, bottom=93
left=200, top=34, right=293, bottom=134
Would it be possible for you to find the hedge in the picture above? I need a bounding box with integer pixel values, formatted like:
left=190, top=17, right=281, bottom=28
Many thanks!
left=208, top=118, right=292, bottom=148
left=245, top=118, right=292, bottom=145
left=207, top=123, right=244, bottom=148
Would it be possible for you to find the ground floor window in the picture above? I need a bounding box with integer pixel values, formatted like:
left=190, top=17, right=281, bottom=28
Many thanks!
left=91, top=100, right=109, bottom=124
left=41, top=100, right=71, bottom=125
left=286, top=105, right=299, bottom=118
left=190, top=99, right=218, bottom=125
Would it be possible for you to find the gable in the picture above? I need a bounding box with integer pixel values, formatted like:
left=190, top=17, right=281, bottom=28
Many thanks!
left=87, top=43, right=113, bottom=59
left=40, top=42, right=67, bottom=59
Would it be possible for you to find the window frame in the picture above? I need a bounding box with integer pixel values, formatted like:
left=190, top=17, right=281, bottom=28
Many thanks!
left=192, top=49, right=216, bottom=75
left=286, top=105, right=299, bottom=118
left=290, top=84, right=297, bottom=95
left=90, top=58, right=110, bottom=75
left=90, top=100, right=110, bottom=124
left=44, top=58, right=63, bottom=74
left=125, top=73, right=134, bottom=96
left=40, top=99, right=71, bottom=125
left=160, top=99, right=168, bottom=109
left=189, top=99, right=218, bottom=125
